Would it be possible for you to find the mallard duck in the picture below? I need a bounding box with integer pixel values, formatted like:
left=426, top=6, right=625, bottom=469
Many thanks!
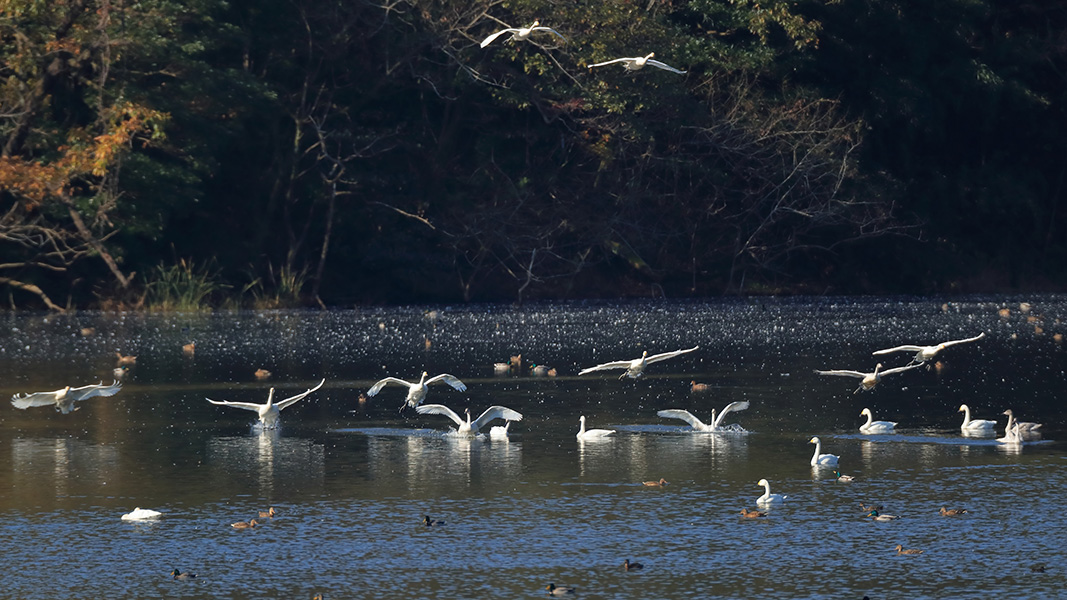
left=834, top=470, right=854, bottom=482
left=367, top=372, right=467, bottom=411
left=895, top=544, right=923, bottom=555
left=814, top=363, right=920, bottom=393
left=860, top=503, right=883, bottom=512
left=254, top=368, right=272, bottom=380
left=182, top=342, right=196, bottom=356
left=258, top=507, right=276, bottom=518
left=867, top=510, right=899, bottom=521
left=657, top=402, right=750, bottom=432
left=416, top=403, right=522, bottom=436
left=115, top=352, right=137, bottom=365
left=577, top=415, right=615, bottom=440
left=113, top=366, right=130, bottom=379
left=739, top=508, right=767, bottom=518
left=11, top=380, right=122, bottom=414
left=623, top=559, right=644, bottom=571
left=170, top=569, right=196, bottom=580
left=579, top=346, right=699, bottom=379
left=642, top=478, right=668, bottom=487
left=809, top=436, right=839, bottom=467
left=231, top=519, right=258, bottom=529
left=756, top=479, right=787, bottom=505
left=939, top=507, right=968, bottom=516
left=312, top=594, right=324, bottom=600
left=545, top=583, right=576, bottom=595
left=1030, top=563, right=1046, bottom=573
left=206, top=379, right=325, bottom=429
left=589, top=53, right=687, bottom=74
left=873, top=332, right=985, bottom=366
left=859, top=408, right=897, bottom=433
left=480, top=21, right=567, bottom=48
left=423, top=515, right=445, bottom=526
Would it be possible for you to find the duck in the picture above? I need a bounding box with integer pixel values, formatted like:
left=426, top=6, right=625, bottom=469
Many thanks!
left=642, top=478, right=668, bottom=487
left=115, top=352, right=137, bottom=366
left=545, top=584, right=576, bottom=595
left=860, top=503, right=883, bottom=512
left=958, top=404, right=996, bottom=432
left=814, top=363, right=920, bottom=393
left=182, top=342, right=196, bottom=356
left=423, top=515, right=445, bottom=526
left=873, top=332, right=985, bottom=366
left=690, top=380, right=710, bottom=392
left=480, top=21, right=567, bottom=48
left=415, top=404, right=522, bottom=436
left=231, top=519, right=258, bottom=529
left=894, top=544, right=923, bottom=555
left=122, top=507, right=163, bottom=520
left=254, top=368, right=272, bottom=380
left=808, top=437, right=839, bottom=467
left=113, top=366, right=130, bottom=379
left=493, top=362, right=510, bottom=375
left=258, top=507, right=276, bottom=519
left=579, top=346, right=699, bottom=379
left=739, top=507, right=767, bottom=518
left=11, top=380, right=122, bottom=414
left=657, top=401, right=750, bottom=432
left=577, top=415, right=615, bottom=439
left=588, top=52, right=687, bottom=74
left=206, top=379, right=325, bottom=429
left=756, top=478, right=786, bottom=505
left=170, top=569, right=196, bottom=580
left=530, top=364, right=551, bottom=376
left=622, top=559, right=644, bottom=571
left=866, top=510, right=900, bottom=521
left=367, top=371, right=467, bottom=411
left=859, top=408, right=897, bottom=433
left=939, top=507, right=968, bottom=516
left=1002, top=409, right=1042, bottom=432
left=834, top=470, right=854, bottom=482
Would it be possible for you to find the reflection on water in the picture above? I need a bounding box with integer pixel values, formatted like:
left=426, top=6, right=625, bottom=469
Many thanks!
left=0, top=298, right=1065, bottom=598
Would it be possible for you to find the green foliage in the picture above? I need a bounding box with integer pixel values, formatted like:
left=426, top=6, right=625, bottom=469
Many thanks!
left=145, top=259, right=227, bottom=311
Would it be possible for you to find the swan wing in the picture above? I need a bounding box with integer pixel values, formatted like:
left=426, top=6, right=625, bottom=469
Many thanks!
left=814, top=369, right=866, bottom=379
left=657, top=409, right=708, bottom=430
left=712, top=401, right=750, bottom=428
left=940, top=332, right=986, bottom=347
left=646, top=59, right=686, bottom=74
left=415, top=403, right=464, bottom=426
left=579, top=360, right=633, bottom=374
left=588, top=57, right=634, bottom=69
left=275, top=378, right=326, bottom=410
left=205, top=398, right=264, bottom=412
left=367, top=377, right=411, bottom=396
left=479, top=28, right=518, bottom=48
left=472, top=406, right=523, bottom=430
left=880, top=364, right=920, bottom=376
left=69, top=381, right=122, bottom=401
left=425, top=373, right=467, bottom=391
left=645, top=346, right=699, bottom=364
left=11, top=390, right=64, bottom=409
left=533, top=26, right=567, bottom=42
left=872, top=344, right=925, bottom=355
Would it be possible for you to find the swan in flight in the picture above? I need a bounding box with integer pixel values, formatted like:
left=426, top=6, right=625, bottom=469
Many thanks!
left=958, top=404, right=996, bottom=432
left=588, top=53, right=686, bottom=74
left=656, top=401, right=750, bottom=432
left=814, top=363, right=919, bottom=393
left=808, top=436, right=839, bottom=467
left=579, top=346, right=699, bottom=379
left=859, top=408, right=897, bottom=433
left=367, top=371, right=466, bottom=410
left=873, top=332, right=985, bottom=365
left=1002, top=409, right=1042, bottom=433
left=479, top=20, right=566, bottom=48
left=11, top=380, right=122, bottom=414
left=755, top=478, right=786, bottom=505
left=577, top=415, right=615, bottom=439
left=415, top=404, right=522, bottom=436
left=206, top=379, right=324, bottom=428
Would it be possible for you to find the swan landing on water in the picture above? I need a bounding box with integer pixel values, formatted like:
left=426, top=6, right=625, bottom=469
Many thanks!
left=656, top=401, right=750, bottom=432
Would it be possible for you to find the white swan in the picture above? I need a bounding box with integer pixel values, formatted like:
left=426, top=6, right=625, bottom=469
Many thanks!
left=579, top=346, right=699, bottom=379
left=479, top=20, right=566, bottom=48
left=121, top=507, right=162, bottom=520
left=367, top=371, right=466, bottom=410
left=958, top=404, right=996, bottom=431
left=577, top=415, right=615, bottom=439
left=1002, top=409, right=1042, bottom=432
left=489, top=421, right=511, bottom=440
left=859, top=408, right=897, bottom=433
left=809, top=436, right=840, bottom=467
left=206, top=379, right=325, bottom=428
left=814, top=363, right=919, bottom=393
left=415, top=404, right=522, bottom=436
left=756, top=478, right=786, bottom=505
left=588, top=53, right=686, bottom=74
left=873, top=332, right=985, bottom=365
left=997, top=422, right=1023, bottom=445
left=11, top=380, right=122, bottom=414
left=656, top=401, right=750, bottom=432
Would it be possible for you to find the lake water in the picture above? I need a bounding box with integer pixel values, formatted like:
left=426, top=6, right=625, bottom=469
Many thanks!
left=0, top=297, right=1063, bottom=599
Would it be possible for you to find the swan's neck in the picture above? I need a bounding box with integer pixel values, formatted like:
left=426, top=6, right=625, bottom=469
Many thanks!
left=863, top=412, right=873, bottom=427
left=761, top=482, right=771, bottom=498
left=961, top=406, right=971, bottom=424
left=709, top=409, right=719, bottom=429
left=812, top=440, right=821, bottom=458
left=579, top=418, right=586, bottom=435
left=1004, top=412, right=1014, bottom=430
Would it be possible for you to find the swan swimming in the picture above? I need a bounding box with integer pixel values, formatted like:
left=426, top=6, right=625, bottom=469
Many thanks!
left=808, top=436, right=840, bottom=467
left=814, top=363, right=919, bottom=393
left=479, top=20, right=567, bottom=48
left=873, top=332, right=985, bottom=365
left=11, top=380, right=122, bottom=414
left=859, top=408, right=897, bottom=433
left=588, top=52, right=686, bottom=74
left=755, top=478, right=787, bottom=505
left=206, top=379, right=325, bottom=429
left=577, top=415, right=615, bottom=439
left=121, top=508, right=162, bottom=520
left=996, top=422, right=1023, bottom=445
left=415, top=404, right=522, bottom=436
left=958, top=404, right=996, bottom=432
left=656, top=401, right=750, bottom=432
left=1002, top=409, right=1042, bottom=432
left=579, top=346, right=699, bottom=379
left=367, top=371, right=466, bottom=410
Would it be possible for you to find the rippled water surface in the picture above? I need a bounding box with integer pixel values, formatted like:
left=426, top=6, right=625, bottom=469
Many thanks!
left=0, top=297, right=1064, bottom=599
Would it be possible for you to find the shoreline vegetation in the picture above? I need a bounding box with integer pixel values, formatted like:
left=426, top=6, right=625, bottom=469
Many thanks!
left=2, top=1, right=1065, bottom=311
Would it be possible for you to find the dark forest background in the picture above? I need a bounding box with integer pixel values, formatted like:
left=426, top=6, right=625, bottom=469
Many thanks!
left=2, top=0, right=1065, bottom=310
